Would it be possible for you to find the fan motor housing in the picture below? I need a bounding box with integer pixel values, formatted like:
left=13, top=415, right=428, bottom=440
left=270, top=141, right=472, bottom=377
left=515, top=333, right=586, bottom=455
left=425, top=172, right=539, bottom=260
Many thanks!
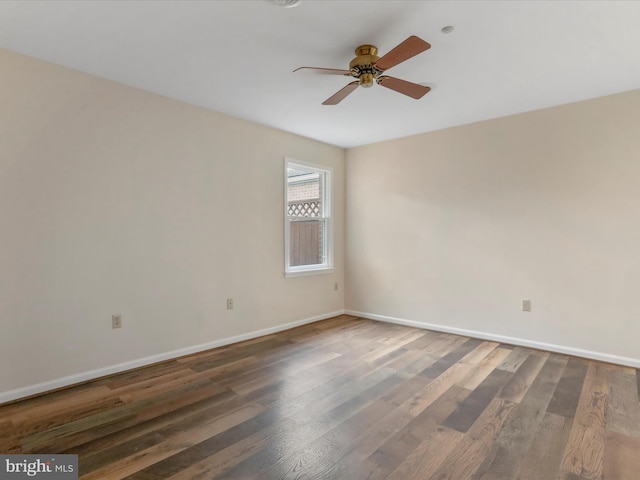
left=350, top=45, right=380, bottom=88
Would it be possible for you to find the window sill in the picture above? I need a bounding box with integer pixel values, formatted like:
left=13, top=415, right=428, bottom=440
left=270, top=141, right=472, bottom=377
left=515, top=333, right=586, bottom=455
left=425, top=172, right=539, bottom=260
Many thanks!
left=284, top=267, right=334, bottom=278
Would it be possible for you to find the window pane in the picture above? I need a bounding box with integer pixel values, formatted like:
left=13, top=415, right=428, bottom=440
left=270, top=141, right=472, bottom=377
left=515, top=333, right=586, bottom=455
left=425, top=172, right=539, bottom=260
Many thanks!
left=287, top=167, right=323, bottom=218
left=289, top=219, right=325, bottom=267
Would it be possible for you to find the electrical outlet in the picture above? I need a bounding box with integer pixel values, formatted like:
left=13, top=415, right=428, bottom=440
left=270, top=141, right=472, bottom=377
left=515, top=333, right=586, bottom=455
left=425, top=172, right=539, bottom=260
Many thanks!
left=522, top=300, right=531, bottom=312
left=227, top=298, right=234, bottom=310
left=112, top=314, right=122, bottom=329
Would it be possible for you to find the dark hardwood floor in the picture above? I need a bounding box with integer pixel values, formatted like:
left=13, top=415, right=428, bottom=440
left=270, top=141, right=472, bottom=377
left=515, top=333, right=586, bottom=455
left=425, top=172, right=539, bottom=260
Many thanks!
left=1, top=315, right=639, bottom=479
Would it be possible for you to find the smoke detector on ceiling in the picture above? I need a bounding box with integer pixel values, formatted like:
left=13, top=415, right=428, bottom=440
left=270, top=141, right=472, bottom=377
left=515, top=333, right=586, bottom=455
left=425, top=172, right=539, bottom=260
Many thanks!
left=270, top=0, right=302, bottom=7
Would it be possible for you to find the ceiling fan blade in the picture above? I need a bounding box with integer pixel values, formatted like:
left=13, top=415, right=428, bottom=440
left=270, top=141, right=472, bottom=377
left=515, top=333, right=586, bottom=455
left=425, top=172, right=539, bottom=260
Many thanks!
left=293, top=66, right=352, bottom=75
left=377, top=76, right=430, bottom=99
left=374, top=35, right=431, bottom=71
left=322, top=81, right=360, bottom=105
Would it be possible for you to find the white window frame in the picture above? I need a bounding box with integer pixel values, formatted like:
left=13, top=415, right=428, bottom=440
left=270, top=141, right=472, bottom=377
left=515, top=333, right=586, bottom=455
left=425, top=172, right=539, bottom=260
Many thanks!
left=284, top=158, right=333, bottom=277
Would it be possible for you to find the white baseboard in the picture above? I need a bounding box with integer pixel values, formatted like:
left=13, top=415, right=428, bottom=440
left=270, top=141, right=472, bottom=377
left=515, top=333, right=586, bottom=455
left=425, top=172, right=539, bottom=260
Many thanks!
left=0, top=310, right=345, bottom=405
left=346, top=310, right=640, bottom=369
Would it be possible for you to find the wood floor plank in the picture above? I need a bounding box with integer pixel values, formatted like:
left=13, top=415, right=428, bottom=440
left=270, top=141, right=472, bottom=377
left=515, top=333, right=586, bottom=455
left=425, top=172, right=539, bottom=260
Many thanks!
left=377, top=326, right=426, bottom=346
left=456, top=346, right=512, bottom=390
left=606, top=367, right=640, bottom=438
left=285, top=367, right=399, bottom=424
left=0, top=420, right=21, bottom=453
left=223, top=375, right=408, bottom=480
left=81, top=402, right=266, bottom=480
left=98, top=361, right=187, bottom=390
left=379, top=373, right=433, bottom=408
left=127, top=406, right=290, bottom=479
left=222, top=350, right=342, bottom=395
left=70, top=387, right=242, bottom=458
left=2, top=385, right=115, bottom=424
left=362, top=330, right=427, bottom=362
left=402, top=384, right=473, bottom=439
left=378, top=347, right=425, bottom=373
left=476, top=353, right=569, bottom=479
left=443, top=368, right=512, bottom=433
left=188, top=336, right=294, bottom=373
left=603, top=430, right=640, bottom=480
left=385, top=426, right=465, bottom=480
left=114, top=368, right=222, bottom=403
left=250, top=378, right=411, bottom=480
left=462, top=341, right=501, bottom=365
left=496, top=347, right=531, bottom=373
left=197, top=343, right=312, bottom=385
left=403, top=336, right=469, bottom=375
left=429, top=397, right=517, bottom=480
left=517, top=412, right=573, bottom=480
left=420, top=337, right=485, bottom=378
left=257, top=378, right=469, bottom=480
left=244, top=353, right=363, bottom=406
left=392, top=350, right=442, bottom=376
left=362, top=384, right=473, bottom=479
left=498, top=352, right=548, bottom=404
left=403, top=330, right=459, bottom=352
left=313, top=314, right=358, bottom=330
left=24, top=379, right=229, bottom=452
left=547, top=356, right=589, bottom=418
left=1, top=316, right=637, bottom=480
left=160, top=418, right=301, bottom=480
left=396, top=341, right=498, bottom=420
left=560, top=362, right=612, bottom=480
left=10, top=396, right=126, bottom=440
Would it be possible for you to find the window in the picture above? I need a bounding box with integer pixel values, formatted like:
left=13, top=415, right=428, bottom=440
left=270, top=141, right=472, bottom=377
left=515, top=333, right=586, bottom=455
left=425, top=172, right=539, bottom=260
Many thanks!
left=285, top=159, right=332, bottom=276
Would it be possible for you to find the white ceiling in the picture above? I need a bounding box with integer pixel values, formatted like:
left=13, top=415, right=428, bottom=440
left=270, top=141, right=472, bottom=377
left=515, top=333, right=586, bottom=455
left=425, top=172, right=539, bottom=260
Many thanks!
left=1, top=0, right=639, bottom=148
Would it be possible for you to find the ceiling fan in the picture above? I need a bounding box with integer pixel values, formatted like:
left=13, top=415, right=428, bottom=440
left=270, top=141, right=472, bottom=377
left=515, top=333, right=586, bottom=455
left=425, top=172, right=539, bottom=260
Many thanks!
left=294, top=35, right=431, bottom=105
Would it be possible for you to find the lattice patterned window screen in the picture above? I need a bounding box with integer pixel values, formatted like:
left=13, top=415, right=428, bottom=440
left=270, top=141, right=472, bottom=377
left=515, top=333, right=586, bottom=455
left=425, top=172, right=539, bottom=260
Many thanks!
left=288, top=201, right=320, bottom=217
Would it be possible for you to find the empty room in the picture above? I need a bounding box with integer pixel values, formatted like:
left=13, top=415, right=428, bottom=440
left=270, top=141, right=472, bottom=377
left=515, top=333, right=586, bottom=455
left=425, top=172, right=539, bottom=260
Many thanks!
left=1, top=1, right=639, bottom=479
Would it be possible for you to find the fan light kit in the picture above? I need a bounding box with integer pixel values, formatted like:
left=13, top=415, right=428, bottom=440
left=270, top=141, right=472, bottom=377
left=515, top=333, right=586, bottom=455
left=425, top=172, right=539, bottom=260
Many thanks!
left=294, top=35, right=432, bottom=105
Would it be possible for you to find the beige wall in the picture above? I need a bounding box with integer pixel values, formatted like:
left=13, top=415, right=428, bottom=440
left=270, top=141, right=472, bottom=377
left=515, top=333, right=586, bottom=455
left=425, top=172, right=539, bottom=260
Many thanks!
left=346, top=89, right=640, bottom=365
left=3, top=45, right=639, bottom=401
left=0, top=49, right=345, bottom=398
